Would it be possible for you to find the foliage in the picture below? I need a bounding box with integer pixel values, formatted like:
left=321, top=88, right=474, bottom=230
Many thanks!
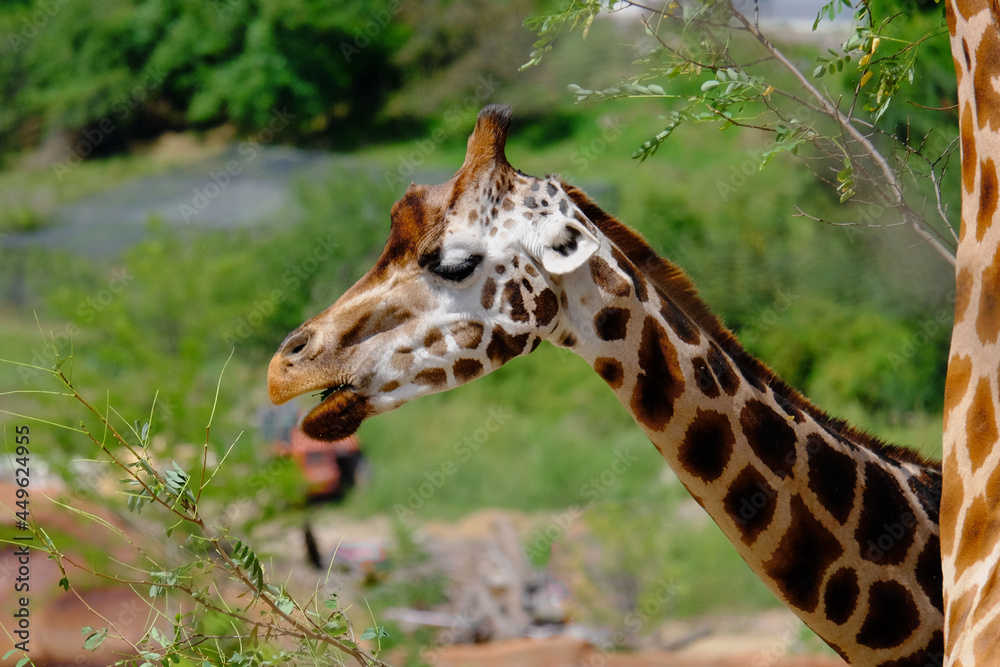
left=522, top=0, right=959, bottom=265
left=0, top=0, right=410, bottom=154
left=0, top=360, right=390, bottom=667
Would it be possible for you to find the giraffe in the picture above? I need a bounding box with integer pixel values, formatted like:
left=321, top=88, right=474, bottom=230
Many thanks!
left=268, top=105, right=944, bottom=665
left=940, top=0, right=1000, bottom=664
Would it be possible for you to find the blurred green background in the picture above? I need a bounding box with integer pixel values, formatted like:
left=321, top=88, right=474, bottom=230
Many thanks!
left=0, top=0, right=956, bottom=649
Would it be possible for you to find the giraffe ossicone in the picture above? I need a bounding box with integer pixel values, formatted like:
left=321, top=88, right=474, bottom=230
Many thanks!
left=269, top=104, right=944, bottom=665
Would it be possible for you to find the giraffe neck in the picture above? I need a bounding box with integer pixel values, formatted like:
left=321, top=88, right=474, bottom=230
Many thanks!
left=942, top=1, right=1000, bottom=663
left=553, top=193, right=944, bottom=665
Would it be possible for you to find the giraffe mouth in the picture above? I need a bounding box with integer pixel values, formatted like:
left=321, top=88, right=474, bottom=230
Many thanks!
left=300, top=384, right=369, bottom=442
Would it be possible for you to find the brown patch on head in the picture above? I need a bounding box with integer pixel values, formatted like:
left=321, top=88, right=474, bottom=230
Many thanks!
left=481, top=277, right=497, bottom=310
left=424, top=328, right=449, bottom=356
left=975, top=27, right=1000, bottom=132
left=978, top=158, right=999, bottom=241
left=630, top=316, right=684, bottom=430
left=392, top=348, right=415, bottom=371
left=966, top=376, right=999, bottom=471
left=855, top=580, right=920, bottom=650
left=962, top=102, right=977, bottom=194
left=764, top=494, right=843, bottom=613
left=451, top=321, right=484, bottom=349
left=533, top=288, right=559, bottom=328
left=677, top=409, right=735, bottom=483
left=740, top=399, right=797, bottom=479
left=594, top=357, right=624, bottom=389
left=485, top=326, right=531, bottom=366
left=502, top=279, right=530, bottom=322
left=381, top=380, right=401, bottom=393
left=413, top=368, right=447, bottom=387
left=723, top=466, right=777, bottom=545
left=806, top=434, right=858, bottom=525
left=379, top=187, right=447, bottom=276
left=340, top=313, right=372, bottom=349
left=590, top=256, right=631, bottom=297
left=977, top=245, right=1000, bottom=344
left=453, top=358, right=484, bottom=383
left=823, top=567, right=860, bottom=625
left=595, top=307, right=631, bottom=342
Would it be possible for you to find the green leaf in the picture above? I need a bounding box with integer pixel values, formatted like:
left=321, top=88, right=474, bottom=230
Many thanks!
left=700, top=80, right=720, bottom=91
left=59, top=577, right=70, bottom=591
left=360, top=626, right=389, bottom=641
left=83, top=628, right=108, bottom=651
left=16, top=658, right=29, bottom=667
left=151, top=627, right=169, bottom=649
left=3, top=650, right=18, bottom=660
left=276, top=596, right=295, bottom=615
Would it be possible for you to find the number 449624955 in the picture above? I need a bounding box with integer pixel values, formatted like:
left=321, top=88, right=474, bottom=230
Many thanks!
left=14, top=425, right=29, bottom=523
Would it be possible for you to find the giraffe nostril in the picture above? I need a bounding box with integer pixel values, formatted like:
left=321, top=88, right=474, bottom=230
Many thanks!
left=283, top=330, right=311, bottom=359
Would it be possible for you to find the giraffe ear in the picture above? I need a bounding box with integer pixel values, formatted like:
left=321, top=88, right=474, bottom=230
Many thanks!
left=530, top=216, right=600, bottom=275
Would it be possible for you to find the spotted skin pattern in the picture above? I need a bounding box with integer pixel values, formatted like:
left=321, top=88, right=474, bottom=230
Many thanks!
left=941, top=1, right=1000, bottom=664
left=268, top=105, right=943, bottom=665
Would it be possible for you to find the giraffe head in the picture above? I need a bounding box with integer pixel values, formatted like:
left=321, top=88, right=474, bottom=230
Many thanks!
left=268, top=104, right=601, bottom=440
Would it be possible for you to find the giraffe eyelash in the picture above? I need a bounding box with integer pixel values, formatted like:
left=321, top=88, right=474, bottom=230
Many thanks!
left=422, top=249, right=484, bottom=282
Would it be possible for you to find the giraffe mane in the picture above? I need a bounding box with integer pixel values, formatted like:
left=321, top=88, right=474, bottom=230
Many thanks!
left=560, top=182, right=941, bottom=473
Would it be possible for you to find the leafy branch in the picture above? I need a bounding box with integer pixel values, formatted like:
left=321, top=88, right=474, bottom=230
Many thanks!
left=1, top=355, right=392, bottom=667
left=522, top=0, right=958, bottom=265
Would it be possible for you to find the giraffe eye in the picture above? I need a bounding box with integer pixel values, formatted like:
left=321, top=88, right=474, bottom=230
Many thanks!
left=430, top=254, right=483, bottom=282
